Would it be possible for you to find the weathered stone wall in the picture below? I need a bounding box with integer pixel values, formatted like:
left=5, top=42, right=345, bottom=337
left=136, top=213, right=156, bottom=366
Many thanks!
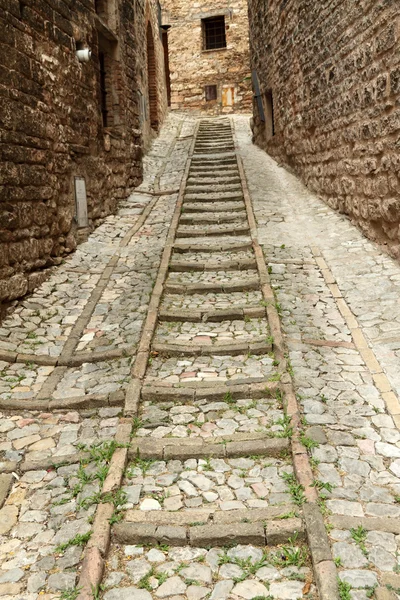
left=249, top=0, right=400, bottom=257
left=162, top=0, right=252, bottom=114
left=0, top=0, right=167, bottom=307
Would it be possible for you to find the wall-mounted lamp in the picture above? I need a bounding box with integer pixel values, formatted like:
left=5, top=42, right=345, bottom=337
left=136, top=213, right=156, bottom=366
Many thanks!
left=76, top=48, right=92, bottom=62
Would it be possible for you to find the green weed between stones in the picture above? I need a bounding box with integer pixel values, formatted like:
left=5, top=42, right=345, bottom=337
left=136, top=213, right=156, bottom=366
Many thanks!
left=274, top=414, right=293, bottom=438
left=91, top=584, right=105, bottom=599
left=300, top=434, right=319, bottom=450
left=55, top=532, right=92, bottom=554
left=281, top=472, right=305, bottom=506
left=60, top=588, right=81, bottom=600
left=350, top=525, right=368, bottom=557
left=127, top=457, right=155, bottom=476
left=338, top=579, right=352, bottom=600
left=138, top=568, right=168, bottom=590
left=268, top=372, right=281, bottom=382
left=312, top=479, right=335, bottom=496
left=52, top=440, right=129, bottom=526
left=270, top=535, right=308, bottom=568
left=334, top=557, right=342, bottom=567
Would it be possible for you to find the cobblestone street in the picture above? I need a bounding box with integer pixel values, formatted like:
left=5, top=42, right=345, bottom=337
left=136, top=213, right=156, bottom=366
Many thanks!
left=1, top=114, right=400, bottom=600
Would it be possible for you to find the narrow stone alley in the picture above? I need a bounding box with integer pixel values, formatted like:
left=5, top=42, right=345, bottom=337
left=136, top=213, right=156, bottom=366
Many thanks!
left=1, top=114, right=400, bottom=600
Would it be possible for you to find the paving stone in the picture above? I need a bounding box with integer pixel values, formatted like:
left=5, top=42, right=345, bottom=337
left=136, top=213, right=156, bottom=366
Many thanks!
left=104, top=589, right=152, bottom=600
left=155, top=576, right=187, bottom=597
left=339, top=570, right=378, bottom=588
left=232, top=580, right=270, bottom=598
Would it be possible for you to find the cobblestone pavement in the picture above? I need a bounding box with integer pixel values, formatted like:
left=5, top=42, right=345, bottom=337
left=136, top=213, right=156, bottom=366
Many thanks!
left=1, top=114, right=400, bottom=600
left=234, top=116, right=400, bottom=599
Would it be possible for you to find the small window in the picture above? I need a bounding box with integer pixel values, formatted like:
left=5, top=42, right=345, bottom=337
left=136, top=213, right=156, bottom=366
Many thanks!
left=202, top=16, right=226, bottom=50
left=205, top=85, right=217, bottom=101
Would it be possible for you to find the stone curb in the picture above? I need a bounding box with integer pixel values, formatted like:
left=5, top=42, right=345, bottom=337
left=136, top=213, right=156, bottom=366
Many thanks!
left=152, top=339, right=272, bottom=356
left=158, top=306, right=266, bottom=322
left=140, top=380, right=279, bottom=402
left=184, top=193, right=243, bottom=203
left=169, top=259, right=256, bottom=272
left=164, top=278, right=260, bottom=294
left=0, top=389, right=124, bottom=412
left=173, top=240, right=252, bottom=253
left=124, top=505, right=297, bottom=525
left=128, top=436, right=289, bottom=460
left=113, top=519, right=304, bottom=548
left=183, top=202, right=244, bottom=213
left=179, top=213, right=245, bottom=225
left=0, top=347, right=136, bottom=369
left=329, top=514, right=400, bottom=534
left=233, top=124, right=339, bottom=600
left=176, top=225, right=250, bottom=237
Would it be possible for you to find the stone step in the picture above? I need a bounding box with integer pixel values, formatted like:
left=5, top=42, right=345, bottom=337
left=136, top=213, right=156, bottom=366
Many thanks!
left=159, top=305, right=266, bottom=322
left=173, top=239, right=252, bottom=253
left=152, top=338, right=272, bottom=357
left=189, top=166, right=238, bottom=174
left=169, top=257, right=256, bottom=272
left=194, top=146, right=235, bottom=153
left=140, top=380, right=279, bottom=403
left=179, top=211, right=247, bottom=224
left=176, top=224, right=250, bottom=237
left=187, top=176, right=241, bottom=185
left=183, top=201, right=245, bottom=212
left=113, top=515, right=304, bottom=547
left=185, top=183, right=242, bottom=193
left=184, top=192, right=243, bottom=202
left=191, top=153, right=236, bottom=163
left=164, top=276, right=260, bottom=294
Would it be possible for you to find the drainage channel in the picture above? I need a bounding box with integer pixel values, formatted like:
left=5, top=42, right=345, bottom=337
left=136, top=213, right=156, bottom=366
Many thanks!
left=77, top=119, right=337, bottom=600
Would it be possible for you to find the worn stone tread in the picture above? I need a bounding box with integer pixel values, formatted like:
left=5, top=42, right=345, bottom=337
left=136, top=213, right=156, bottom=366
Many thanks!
left=164, top=277, right=259, bottom=294
left=152, top=338, right=272, bottom=356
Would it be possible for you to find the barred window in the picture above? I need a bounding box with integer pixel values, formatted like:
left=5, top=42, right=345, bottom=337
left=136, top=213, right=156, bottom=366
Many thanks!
left=202, top=16, right=226, bottom=50
left=205, top=85, right=217, bottom=101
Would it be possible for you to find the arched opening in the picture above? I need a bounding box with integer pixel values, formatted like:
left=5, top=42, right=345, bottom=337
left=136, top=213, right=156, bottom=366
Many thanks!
left=146, top=21, right=158, bottom=130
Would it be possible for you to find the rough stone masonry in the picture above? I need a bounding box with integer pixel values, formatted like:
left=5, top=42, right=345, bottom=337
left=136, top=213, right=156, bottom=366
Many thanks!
left=0, top=0, right=168, bottom=310
left=248, top=0, right=400, bottom=259
left=162, top=0, right=252, bottom=114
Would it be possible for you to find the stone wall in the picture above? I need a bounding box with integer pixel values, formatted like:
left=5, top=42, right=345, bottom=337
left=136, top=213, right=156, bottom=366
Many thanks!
left=162, top=0, right=252, bottom=114
left=0, top=0, right=167, bottom=308
left=248, top=0, right=400, bottom=257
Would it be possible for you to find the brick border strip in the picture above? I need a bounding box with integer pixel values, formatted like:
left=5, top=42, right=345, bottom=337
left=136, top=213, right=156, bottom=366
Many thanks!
left=231, top=120, right=339, bottom=600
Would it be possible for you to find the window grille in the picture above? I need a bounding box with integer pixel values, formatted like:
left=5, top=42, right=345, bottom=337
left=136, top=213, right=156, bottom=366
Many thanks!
left=202, top=16, right=226, bottom=50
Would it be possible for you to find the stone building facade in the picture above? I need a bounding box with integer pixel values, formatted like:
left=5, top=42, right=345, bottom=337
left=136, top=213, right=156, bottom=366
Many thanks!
left=0, top=0, right=167, bottom=308
left=249, top=0, right=400, bottom=257
left=161, top=0, right=252, bottom=114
